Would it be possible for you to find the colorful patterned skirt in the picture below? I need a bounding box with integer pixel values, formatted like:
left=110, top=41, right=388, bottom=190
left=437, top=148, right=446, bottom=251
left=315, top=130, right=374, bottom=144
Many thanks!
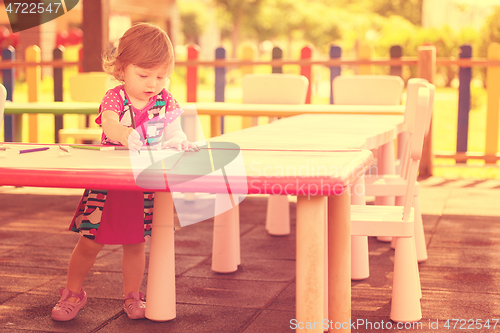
left=69, top=189, right=154, bottom=244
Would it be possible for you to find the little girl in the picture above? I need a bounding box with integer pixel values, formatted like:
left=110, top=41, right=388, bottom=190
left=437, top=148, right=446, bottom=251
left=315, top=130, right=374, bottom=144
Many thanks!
left=52, top=23, right=198, bottom=321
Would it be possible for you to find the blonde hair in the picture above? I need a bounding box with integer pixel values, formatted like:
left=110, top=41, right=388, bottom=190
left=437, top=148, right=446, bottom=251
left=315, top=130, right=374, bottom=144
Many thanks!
left=103, top=23, right=174, bottom=82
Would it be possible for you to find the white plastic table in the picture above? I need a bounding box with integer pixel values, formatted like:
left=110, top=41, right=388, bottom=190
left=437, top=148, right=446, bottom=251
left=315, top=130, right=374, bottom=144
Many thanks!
left=0, top=141, right=373, bottom=332
left=209, top=113, right=404, bottom=332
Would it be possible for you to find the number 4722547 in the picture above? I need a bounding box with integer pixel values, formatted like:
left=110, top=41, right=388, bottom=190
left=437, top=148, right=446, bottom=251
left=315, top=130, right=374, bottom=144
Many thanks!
left=5, top=2, right=62, bottom=14
left=444, top=319, right=499, bottom=330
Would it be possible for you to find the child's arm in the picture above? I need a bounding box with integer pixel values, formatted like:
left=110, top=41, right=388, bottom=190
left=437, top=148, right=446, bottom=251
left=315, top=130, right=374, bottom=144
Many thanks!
left=101, top=110, right=143, bottom=151
left=161, top=118, right=198, bottom=151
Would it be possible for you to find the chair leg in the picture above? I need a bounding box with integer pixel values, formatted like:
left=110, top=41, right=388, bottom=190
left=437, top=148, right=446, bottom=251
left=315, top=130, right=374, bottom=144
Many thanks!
left=390, top=236, right=422, bottom=322
left=265, top=195, right=290, bottom=235
left=413, top=195, right=428, bottom=262
left=376, top=142, right=396, bottom=243
left=351, top=176, right=369, bottom=280
left=351, top=236, right=369, bottom=280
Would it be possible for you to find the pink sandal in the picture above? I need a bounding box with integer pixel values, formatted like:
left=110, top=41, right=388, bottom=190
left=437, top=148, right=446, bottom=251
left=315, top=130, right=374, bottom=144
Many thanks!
left=51, top=287, right=87, bottom=321
left=123, top=291, right=146, bottom=319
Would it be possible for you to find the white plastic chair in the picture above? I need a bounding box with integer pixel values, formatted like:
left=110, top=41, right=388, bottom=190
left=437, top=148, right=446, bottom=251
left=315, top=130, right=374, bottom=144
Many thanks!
left=211, top=74, right=309, bottom=273
left=332, top=75, right=405, bottom=279
left=0, top=84, right=6, bottom=133
left=58, top=72, right=117, bottom=143
left=242, top=73, right=308, bottom=105
left=363, top=79, right=435, bottom=264
left=350, top=86, right=430, bottom=322
left=332, top=75, right=404, bottom=105
left=243, top=74, right=309, bottom=236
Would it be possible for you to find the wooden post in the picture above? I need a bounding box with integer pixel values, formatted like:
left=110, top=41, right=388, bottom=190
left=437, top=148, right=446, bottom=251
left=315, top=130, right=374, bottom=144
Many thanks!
left=214, top=47, right=225, bottom=135
left=272, top=46, right=283, bottom=73
left=186, top=44, right=199, bottom=103
left=2, top=46, right=18, bottom=142
left=53, top=46, right=64, bottom=143
left=456, top=45, right=472, bottom=162
left=300, top=45, right=313, bottom=104
left=82, top=0, right=109, bottom=72
left=26, top=45, right=41, bottom=143
left=358, top=42, right=372, bottom=75
left=485, top=42, right=500, bottom=164
left=241, top=44, right=256, bottom=129
left=418, top=45, right=436, bottom=177
left=329, top=45, right=341, bottom=105
left=390, top=45, right=403, bottom=78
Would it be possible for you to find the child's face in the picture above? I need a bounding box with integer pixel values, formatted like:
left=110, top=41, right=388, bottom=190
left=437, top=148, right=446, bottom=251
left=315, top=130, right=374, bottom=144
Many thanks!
left=122, top=64, right=169, bottom=105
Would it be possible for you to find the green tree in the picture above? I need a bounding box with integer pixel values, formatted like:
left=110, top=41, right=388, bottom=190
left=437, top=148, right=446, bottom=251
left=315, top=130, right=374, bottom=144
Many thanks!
left=212, top=0, right=264, bottom=58
left=479, top=6, right=500, bottom=58
left=370, top=0, right=423, bottom=25
left=178, top=1, right=209, bottom=45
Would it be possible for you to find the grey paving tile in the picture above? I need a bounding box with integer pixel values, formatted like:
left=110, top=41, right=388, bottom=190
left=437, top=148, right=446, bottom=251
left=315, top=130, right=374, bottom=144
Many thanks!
left=183, top=258, right=296, bottom=282
left=242, top=309, right=295, bottom=332
left=100, top=304, right=258, bottom=333
left=0, top=265, right=65, bottom=293
left=0, top=291, right=122, bottom=332
left=175, top=276, right=288, bottom=309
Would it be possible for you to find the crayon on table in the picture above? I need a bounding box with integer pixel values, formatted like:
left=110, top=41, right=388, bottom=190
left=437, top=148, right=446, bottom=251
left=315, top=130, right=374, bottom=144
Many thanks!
left=69, top=145, right=107, bottom=151
left=59, top=145, right=70, bottom=153
left=19, top=147, right=50, bottom=154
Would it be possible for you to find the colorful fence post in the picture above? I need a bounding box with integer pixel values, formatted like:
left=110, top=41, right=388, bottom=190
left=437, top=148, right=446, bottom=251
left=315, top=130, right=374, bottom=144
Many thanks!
left=456, top=44, right=472, bottom=162
left=485, top=42, right=500, bottom=163
left=241, top=44, right=256, bottom=129
left=418, top=45, right=436, bottom=177
left=53, top=46, right=64, bottom=143
left=300, top=45, right=313, bottom=104
left=186, top=44, right=199, bottom=103
left=390, top=45, right=403, bottom=78
left=2, top=46, right=18, bottom=142
left=26, top=45, right=41, bottom=143
left=214, top=46, right=226, bottom=135
left=358, top=42, right=373, bottom=75
left=272, top=46, right=283, bottom=74
left=329, top=44, right=341, bottom=104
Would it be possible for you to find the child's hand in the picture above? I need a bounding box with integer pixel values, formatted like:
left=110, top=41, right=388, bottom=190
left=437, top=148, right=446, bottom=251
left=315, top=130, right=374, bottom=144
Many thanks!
left=120, top=127, right=142, bottom=151
left=162, top=135, right=199, bottom=151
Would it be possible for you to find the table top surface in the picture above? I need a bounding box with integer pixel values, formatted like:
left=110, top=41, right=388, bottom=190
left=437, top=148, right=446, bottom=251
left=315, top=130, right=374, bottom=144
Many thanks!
left=0, top=113, right=405, bottom=195
left=211, top=113, right=405, bottom=150
left=0, top=142, right=373, bottom=195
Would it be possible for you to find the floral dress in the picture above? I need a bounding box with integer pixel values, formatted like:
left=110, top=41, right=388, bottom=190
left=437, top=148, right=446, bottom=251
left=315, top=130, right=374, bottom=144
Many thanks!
left=69, top=86, right=183, bottom=244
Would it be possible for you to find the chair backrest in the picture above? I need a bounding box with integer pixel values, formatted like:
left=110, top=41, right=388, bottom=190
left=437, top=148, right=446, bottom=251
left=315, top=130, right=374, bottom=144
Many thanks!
left=400, top=79, right=435, bottom=178
left=241, top=74, right=309, bottom=104
left=0, top=83, right=6, bottom=131
left=69, top=72, right=171, bottom=103
left=69, top=72, right=117, bottom=102
left=402, top=87, right=430, bottom=221
left=332, top=75, right=404, bottom=105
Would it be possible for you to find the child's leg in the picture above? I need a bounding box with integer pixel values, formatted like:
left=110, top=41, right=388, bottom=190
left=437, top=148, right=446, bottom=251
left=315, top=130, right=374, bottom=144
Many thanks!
left=65, top=236, right=104, bottom=302
left=122, top=242, right=146, bottom=304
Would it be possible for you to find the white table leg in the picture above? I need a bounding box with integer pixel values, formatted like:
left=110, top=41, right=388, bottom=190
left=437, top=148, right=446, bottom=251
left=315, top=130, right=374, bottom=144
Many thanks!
left=266, top=195, right=290, bottom=235
left=145, top=191, right=176, bottom=321
left=328, top=191, right=351, bottom=332
left=376, top=141, right=396, bottom=242
left=212, top=193, right=239, bottom=273
left=296, top=195, right=325, bottom=333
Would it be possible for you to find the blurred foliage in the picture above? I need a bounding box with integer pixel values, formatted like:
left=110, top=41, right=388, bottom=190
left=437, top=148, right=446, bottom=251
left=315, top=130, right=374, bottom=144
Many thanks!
left=179, top=0, right=499, bottom=88
left=478, top=6, right=500, bottom=58
left=178, top=1, right=210, bottom=45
